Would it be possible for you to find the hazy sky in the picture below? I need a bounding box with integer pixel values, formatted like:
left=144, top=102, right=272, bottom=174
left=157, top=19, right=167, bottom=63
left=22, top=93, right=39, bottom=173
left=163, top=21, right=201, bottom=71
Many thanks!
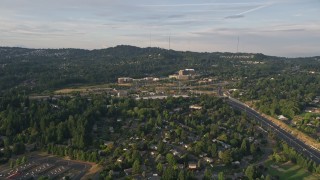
left=1, top=0, right=319, bottom=57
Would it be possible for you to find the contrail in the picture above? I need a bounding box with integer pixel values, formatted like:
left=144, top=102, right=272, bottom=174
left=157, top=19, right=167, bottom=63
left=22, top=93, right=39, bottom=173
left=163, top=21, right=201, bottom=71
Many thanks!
left=238, top=4, right=271, bottom=15
left=225, top=3, right=272, bottom=18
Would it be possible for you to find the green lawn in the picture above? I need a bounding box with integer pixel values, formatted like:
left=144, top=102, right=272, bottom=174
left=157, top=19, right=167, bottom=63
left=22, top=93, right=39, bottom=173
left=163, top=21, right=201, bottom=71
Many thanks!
left=265, top=160, right=320, bottom=180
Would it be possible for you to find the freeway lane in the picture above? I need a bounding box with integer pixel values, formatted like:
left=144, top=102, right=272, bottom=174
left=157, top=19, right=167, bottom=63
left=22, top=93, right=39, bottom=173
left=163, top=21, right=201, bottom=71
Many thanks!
left=225, top=97, right=320, bottom=164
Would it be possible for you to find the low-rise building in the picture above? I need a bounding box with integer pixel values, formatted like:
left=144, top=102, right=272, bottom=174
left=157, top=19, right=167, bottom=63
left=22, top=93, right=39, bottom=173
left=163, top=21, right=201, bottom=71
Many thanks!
left=124, top=168, right=133, bottom=176
left=117, top=157, right=124, bottom=163
left=117, top=90, right=128, bottom=97
left=169, top=69, right=196, bottom=80
left=150, top=145, right=158, bottom=150
left=189, top=105, right=202, bottom=110
left=170, top=149, right=181, bottom=156
left=177, top=75, right=190, bottom=80
left=169, top=75, right=179, bottom=79
left=278, top=115, right=288, bottom=121
left=179, top=69, right=195, bottom=76
left=232, top=161, right=240, bottom=166
left=188, top=162, right=198, bottom=170
left=204, top=157, right=214, bottom=163
left=118, top=77, right=133, bottom=84
left=142, top=77, right=153, bottom=81
left=104, top=141, right=114, bottom=147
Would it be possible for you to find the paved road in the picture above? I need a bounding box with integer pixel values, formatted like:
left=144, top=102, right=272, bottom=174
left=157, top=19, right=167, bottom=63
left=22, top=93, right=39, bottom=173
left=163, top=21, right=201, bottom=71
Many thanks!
left=225, top=97, right=320, bottom=164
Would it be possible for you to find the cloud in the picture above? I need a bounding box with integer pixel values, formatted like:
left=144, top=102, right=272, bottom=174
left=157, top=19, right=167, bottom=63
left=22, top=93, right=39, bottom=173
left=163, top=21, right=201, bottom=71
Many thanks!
left=167, top=14, right=186, bottom=19
left=225, top=15, right=245, bottom=19
left=139, top=2, right=265, bottom=7
left=273, top=28, right=305, bottom=32
left=188, top=23, right=320, bottom=38
left=293, top=13, right=303, bottom=17
left=269, top=23, right=320, bottom=32
left=1, top=0, right=319, bottom=57
left=0, top=16, right=90, bottom=39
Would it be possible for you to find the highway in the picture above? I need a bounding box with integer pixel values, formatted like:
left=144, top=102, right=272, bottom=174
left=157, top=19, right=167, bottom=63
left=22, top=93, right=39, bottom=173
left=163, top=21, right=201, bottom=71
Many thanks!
left=225, top=97, right=320, bottom=164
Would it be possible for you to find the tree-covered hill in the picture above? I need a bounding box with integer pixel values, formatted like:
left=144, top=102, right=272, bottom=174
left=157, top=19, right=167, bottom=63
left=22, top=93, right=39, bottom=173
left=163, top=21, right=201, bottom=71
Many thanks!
left=0, top=45, right=319, bottom=93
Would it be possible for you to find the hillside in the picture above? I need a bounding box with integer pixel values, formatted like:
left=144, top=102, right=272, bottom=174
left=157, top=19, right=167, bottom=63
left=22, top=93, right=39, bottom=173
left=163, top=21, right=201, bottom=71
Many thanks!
left=0, top=45, right=318, bottom=93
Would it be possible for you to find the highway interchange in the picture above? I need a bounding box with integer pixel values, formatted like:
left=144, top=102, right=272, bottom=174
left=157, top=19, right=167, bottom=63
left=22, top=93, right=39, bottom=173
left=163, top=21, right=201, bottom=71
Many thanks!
left=226, top=97, right=320, bottom=164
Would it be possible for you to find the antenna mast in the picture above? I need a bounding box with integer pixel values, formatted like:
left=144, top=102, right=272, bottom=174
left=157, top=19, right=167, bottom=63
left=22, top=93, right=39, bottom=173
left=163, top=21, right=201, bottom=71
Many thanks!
left=149, top=32, right=151, bottom=48
left=169, top=35, right=171, bottom=50
left=237, top=36, right=239, bottom=52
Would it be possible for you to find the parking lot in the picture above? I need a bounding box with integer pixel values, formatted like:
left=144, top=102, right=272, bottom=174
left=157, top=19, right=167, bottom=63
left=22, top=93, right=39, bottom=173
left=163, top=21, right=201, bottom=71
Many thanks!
left=0, top=154, right=92, bottom=179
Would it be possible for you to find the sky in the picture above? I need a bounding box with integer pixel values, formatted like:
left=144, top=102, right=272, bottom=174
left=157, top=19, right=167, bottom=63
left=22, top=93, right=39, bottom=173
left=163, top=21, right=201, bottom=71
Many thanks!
left=0, top=0, right=319, bottom=57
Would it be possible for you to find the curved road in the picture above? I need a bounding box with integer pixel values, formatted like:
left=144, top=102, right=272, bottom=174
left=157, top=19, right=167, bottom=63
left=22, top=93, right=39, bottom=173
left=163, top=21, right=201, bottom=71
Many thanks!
left=225, top=97, right=320, bottom=164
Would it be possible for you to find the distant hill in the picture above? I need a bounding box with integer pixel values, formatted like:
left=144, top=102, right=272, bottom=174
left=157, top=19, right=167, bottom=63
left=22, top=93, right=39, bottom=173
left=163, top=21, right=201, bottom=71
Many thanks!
left=0, top=45, right=318, bottom=93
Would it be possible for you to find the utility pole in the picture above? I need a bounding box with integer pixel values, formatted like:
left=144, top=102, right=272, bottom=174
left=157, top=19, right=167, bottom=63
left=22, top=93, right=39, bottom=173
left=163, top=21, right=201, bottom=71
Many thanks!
left=169, top=35, right=171, bottom=50
left=237, top=36, right=239, bottom=52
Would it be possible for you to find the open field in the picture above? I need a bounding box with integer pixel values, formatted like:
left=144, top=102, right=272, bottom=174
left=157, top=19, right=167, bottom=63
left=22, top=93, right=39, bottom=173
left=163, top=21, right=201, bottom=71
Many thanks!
left=0, top=152, right=100, bottom=180
left=265, top=160, right=320, bottom=180
left=54, top=83, right=116, bottom=94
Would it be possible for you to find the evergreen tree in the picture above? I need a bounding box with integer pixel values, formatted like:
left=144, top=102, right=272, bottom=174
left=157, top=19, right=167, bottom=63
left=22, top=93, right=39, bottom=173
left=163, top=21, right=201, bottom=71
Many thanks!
left=178, top=170, right=185, bottom=180
left=250, top=143, right=256, bottom=154
left=218, top=172, right=224, bottom=180
left=132, top=159, right=141, bottom=174
left=156, top=163, right=163, bottom=174
left=266, top=174, right=272, bottom=180
left=240, top=139, right=248, bottom=154
left=203, top=168, right=212, bottom=180
left=162, top=166, right=176, bottom=180
left=245, top=165, right=255, bottom=180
